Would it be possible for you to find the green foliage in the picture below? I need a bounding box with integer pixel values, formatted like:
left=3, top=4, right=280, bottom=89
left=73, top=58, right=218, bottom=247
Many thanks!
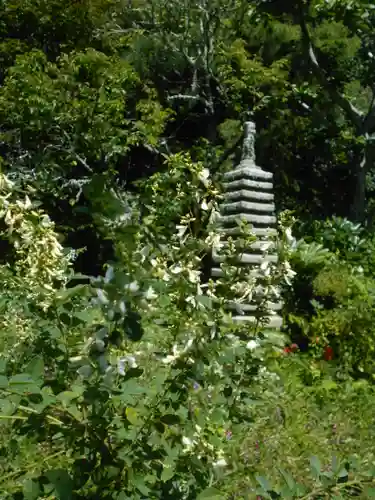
left=217, top=356, right=375, bottom=498
left=3, top=0, right=375, bottom=498
left=310, top=264, right=375, bottom=377
left=0, top=163, right=288, bottom=498
left=302, top=216, right=375, bottom=276
left=284, top=216, right=375, bottom=378
left=0, top=49, right=170, bottom=197
left=0, top=0, right=108, bottom=60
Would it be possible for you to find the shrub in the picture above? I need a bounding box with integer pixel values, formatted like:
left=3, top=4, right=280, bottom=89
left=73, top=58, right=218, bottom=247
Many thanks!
left=310, top=264, right=375, bottom=378
left=0, top=159, right=289, bottom=499
left=283, top=215, right=375, bottom=377
left=300, top=216, right=375, bottom=277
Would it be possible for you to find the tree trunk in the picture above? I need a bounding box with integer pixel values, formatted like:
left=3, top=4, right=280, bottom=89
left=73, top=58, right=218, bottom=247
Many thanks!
left=350, top=140, right=375, bottom=223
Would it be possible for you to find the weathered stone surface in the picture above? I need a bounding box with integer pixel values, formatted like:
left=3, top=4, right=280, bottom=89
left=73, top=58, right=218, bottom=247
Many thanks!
left=227, top=301, right=282, bottom=312
left=219, top=213, right=277, bottom=226
left=211, top=266, right=279, bottom=280
left=231, top=315, right=283, bottom=329
left=216, top=240, right=276, bottom=251
left=221, top=226, right=277, bottom=237
left=224, top=166, right=273, bottom=182
left=212, top=252, right=278, bottom=265
left=224, top=178, right=273, bottom=192
left=220, top=200, right=276, bottom=214
left=225, top=190, right=274, bottom=202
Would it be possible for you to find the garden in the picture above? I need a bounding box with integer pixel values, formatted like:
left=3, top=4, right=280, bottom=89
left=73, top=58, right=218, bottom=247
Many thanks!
left=1, top=0, right=375, bottom=498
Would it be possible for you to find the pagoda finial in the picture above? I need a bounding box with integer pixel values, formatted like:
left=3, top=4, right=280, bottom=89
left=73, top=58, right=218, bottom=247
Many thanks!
left=241, top=121, right=256, bottom=163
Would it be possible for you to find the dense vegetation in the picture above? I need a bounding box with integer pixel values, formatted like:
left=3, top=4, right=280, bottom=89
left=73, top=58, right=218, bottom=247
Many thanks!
left=2, top=0, right=375, bottom=498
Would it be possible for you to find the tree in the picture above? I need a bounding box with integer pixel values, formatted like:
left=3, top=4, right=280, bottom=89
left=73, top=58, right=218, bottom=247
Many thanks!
left=102, top=0, right=291, bottom=167
left=259, top=0, right=375, bottom=222
left=0, top=48, right=170, bottom=272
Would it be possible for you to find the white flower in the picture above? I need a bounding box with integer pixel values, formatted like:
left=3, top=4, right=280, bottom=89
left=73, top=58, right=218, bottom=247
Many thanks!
left=176, top=225, right=188, bottom=239
left=213, top=458, right=227, bottom=468
left=188, top=269, right=200, bottom=283
left=182, top=436, right=193, bottom=447
left=198, top=168, right=210, bottom=187
left=96, top=288, right=109, bottom=305
left=128, top=281, right=139, bottom=293
left=162, top=345, right=180, bottom=364
left=170, top=265, right=183, bottom=274
left=246, top=339, right=260, bottom=350
left=104, top=265, right=114, bottom=283
left=201, top=199, right=209, bottom=210
left=260, top=260, right=270, bottom=271
left=118, top=355, right=137, bottom=375
left=144, top=286, right=157, bottom=300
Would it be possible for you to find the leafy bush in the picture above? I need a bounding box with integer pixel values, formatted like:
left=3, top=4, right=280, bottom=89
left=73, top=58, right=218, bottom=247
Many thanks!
left=300, top=216, right=375, bottom=277
left=310, top=265, right=375, bottom=378
left=0, top=159, right=289, bottom=499
left=283, top=215, right=375, bottom=377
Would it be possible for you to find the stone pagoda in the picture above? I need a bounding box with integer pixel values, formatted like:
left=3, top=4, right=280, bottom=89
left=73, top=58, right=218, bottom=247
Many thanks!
left=211, top=121, right=282, bottom=329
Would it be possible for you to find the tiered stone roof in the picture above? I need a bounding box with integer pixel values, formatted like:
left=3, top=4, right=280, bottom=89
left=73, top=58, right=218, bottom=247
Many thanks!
left=212, top=121, right=282, bottom=329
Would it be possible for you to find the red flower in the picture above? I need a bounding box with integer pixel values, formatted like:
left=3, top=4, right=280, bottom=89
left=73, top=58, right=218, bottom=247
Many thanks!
left=284, top=344, right=299, bottom=354
left=324, top=346, right=334, bottom=361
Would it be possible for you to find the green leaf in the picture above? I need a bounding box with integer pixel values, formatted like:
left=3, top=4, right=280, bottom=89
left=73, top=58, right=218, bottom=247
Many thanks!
left=55, top=285, right=86, bottom=303
left=57, top=390, right=83, bottom=405
left=196, top=487, right=225, bottom=499
left=74, top=310, right=97, bottom=324
left=364, top=487, right=375, bottom=498
left=25, top=356, right=44, bottom=381
left=117, top=493, right=130, bottom=500
left=45, top=469, right=73, bottom=500
left=126, top=407, right=139, bottom=425
left=0, top=375, right=8, bottom=389
left=256, top=475, right=272, bottom=492
left=133, top=475, right=150, bottom=496
left=160, top=413, right=180, bottom=425
left=120, top=380, right=148, bottom=399
left=320, top=379, right=338, bottom=391
left=279, top=467, right=296, bottom=491
left=337, top=467, right=348, bottom=479
left=9, top=374, right=35, bottom=384
left=23, top=479, right=40, bottom=500
left=9, top=374, right=41, bottom=393
left=310, top=456, right=322, bottom=478
left=0, top=358, right=7, bottom=373
left=196, top=294, right=213, bottom=309
left=161, top=465, right=175, bottom=482
left=0, top=398, right=16, bottom=415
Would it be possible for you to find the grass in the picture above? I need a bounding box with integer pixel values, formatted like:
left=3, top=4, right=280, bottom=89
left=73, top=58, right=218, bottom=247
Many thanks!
left=220, top=357, right=375, bottom=497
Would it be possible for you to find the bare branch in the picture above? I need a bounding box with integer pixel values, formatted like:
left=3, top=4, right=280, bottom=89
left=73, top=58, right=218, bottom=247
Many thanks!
left=166, top=93, right=214, bottom=115
left=167, top=94, right=203, bottom=102
left=298, top=2, right=363, bottom=130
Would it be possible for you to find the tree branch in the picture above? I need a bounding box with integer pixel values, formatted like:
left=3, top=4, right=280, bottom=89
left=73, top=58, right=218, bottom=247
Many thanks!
left=363, top=86, right=375, bottom=133
left=298, top=2, right=363, bottom=131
